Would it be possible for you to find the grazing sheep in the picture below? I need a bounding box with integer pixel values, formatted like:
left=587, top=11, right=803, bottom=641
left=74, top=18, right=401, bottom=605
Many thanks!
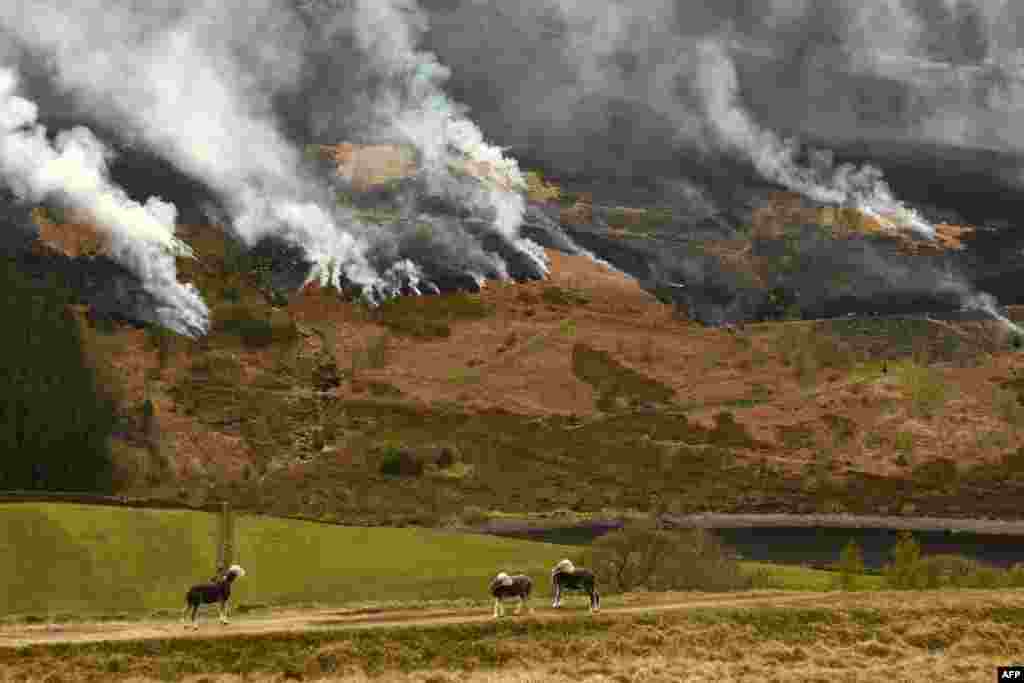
left=490, top=571, right=533, bottom=618
left=182, top=564, right=246, bottom=629
left=551, top=559, right=600, bottom=612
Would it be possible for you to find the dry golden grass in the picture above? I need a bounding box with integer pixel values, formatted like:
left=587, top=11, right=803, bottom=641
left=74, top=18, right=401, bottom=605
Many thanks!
left=2, top=591, right=1021, bottom=683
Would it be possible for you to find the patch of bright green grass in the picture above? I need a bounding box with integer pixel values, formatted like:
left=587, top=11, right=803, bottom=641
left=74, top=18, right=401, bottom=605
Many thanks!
left=742, top=561, right=884, bottom=591
left=0, top=503, right=576, bottom=617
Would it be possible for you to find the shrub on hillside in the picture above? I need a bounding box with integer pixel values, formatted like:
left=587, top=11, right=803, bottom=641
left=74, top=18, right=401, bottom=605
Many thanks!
left=379, top=446, right=424, bottom=477
left=883, top=537, right=1024, bottom=589
left=541, top=286, right=590, bottom=307
left=836, top=539, right=865, bottom=590
left=435, top=445, right=461, bottom=468
left=214, top=304, right=297, bottom=348
left=900, top=363, right=951, bottom=418
left=884, top=531, right=922, bottom=589
left=584, top=521, right=751, bottom=593
left=373, top=292, right=493, bottom=339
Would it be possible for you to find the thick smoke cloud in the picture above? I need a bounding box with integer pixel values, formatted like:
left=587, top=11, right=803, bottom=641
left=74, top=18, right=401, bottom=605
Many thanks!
left=418, top=0, right=1024, bottom=164
left=0, top=68, right=207, bottom=337
left=0, top=0, right=546, bottom=317
left=410, top=0, right=1024, bottom=323
left=2, top=0, right=1022, bottom=331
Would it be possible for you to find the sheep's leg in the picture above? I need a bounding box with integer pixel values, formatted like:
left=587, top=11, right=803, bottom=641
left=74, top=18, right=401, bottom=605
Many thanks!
left=219, top=601, right=228, bottom=625
left=493, top=598, right=502, bottom=619
left=222, top=602, right=231, bottom=624
left=515, top=596, right=523, bottom=615
left=552, top=583, right=560, bottom=608
left=182, top=604, right=191, bottom=628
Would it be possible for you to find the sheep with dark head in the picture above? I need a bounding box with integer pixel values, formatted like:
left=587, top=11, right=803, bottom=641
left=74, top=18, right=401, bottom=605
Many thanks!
left=182, top=564, right=246, bottom=629
left=551, top=559, right=600, bottom=612
left=489, top=571, right=533, bottom=618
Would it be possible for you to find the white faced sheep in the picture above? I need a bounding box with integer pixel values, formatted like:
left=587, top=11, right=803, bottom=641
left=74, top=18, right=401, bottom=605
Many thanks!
left=182, top=564, right=246, bottom=629
left=551, top=559, right=600, bottom=612
left=489, top=572, right=533, bottom=618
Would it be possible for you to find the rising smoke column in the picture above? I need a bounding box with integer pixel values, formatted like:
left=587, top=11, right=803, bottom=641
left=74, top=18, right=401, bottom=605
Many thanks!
left=0, top=2, right=402, bottom=301
left=0, top=67, right=208, bottom=337
left=342, top=0, right=549, bottom=280
left=0, top=0, right=551, bottom=308
left=692, top=36, right=938, bottom=238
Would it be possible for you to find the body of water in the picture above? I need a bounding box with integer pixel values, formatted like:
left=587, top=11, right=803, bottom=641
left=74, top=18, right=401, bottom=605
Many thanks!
left=491, top=524, right=1024, bottom=570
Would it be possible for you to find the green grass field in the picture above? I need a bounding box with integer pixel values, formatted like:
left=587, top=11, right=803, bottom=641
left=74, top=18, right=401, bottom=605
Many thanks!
left=0, top=503, right=882, bottom=619
left=741, top=561, right=885, bottom=591
left=0, top=503, right=577, bottom=617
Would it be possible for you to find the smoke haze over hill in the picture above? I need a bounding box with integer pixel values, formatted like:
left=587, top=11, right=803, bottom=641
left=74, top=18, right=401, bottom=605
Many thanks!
left=0, top=0, right=1022, bottom=330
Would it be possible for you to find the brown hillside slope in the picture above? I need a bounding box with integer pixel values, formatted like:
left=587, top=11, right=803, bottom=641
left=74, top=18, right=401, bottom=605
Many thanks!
left=24, top=206, right=1024, bottom=525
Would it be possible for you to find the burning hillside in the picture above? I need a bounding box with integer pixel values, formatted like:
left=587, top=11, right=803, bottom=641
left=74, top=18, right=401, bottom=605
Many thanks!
left=314, top=141, right=522, bottom=193
left=0, top=0, right=1020, bottom=339
left=750, top=192, right=976, bottom=254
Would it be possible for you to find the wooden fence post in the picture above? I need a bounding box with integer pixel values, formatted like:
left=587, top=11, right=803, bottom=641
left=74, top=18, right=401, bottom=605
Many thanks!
left=215, top=501, right=234, bottom=574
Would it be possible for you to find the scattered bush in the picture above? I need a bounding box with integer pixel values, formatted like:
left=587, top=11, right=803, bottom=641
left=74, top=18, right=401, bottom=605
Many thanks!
left=374, top=292, right=493, bottom=339
left=541, top=286, right=590, bottom=307
left=711, top=411, right=756, bottom=448
left=144, top=324, right=176, bottom=371
left=778, top=327, right=854, bottom=386
left=572, top=342, right=675, bottom=412
left=585, top=521, right=751, bottom=593
left=459, top=505, right=490, bottom=526
left=993, top=387, right=1024, bottom=427
left=894, top=431, right=915, bottom=466
left=215, top=304, right=297, bottom=348
left=899, top=363, right=951, bottom=418
left=379, top=446, right=424, bottom=477
left=312, top=353, right=342, bottom=392
left=911, top=458, right=958, bottom=490
left=836, top=539, right=865, bottom=590
left=883, top=533, right=1024, bottom=589
left=822, top=413, right=856, bottom=445
left=435, top=446, right=460, bottom=468
left=883, top=531, right=922, bottom=589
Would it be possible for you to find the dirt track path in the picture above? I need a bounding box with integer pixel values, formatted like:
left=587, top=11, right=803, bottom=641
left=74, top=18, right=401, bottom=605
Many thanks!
left=0, top=590, right=841, bottom=648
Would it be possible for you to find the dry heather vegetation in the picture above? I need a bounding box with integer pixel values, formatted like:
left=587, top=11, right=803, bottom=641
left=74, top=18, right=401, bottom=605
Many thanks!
left=31, top=195, right=1024, bottom=526
left=2, top=591, right=1023, bottom=682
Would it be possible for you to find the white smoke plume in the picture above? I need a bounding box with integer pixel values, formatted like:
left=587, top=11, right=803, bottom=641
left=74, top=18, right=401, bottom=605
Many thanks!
left=693, top=37, right=937, bottom=239
left=0, top=67, right=208, bottom=337
left=2, top=0, right=1021, bottom=331
left=341, top=0, right=547, bottom=277
left=0, top=1, right=387, bottom=296
left=0, top=0, right=549, bottom=312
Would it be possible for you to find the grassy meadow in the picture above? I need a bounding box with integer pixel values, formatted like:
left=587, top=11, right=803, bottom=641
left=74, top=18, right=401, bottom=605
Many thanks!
left=0, top=502, right=886, bottom=621
left=0, top=503, right=576, bottom=618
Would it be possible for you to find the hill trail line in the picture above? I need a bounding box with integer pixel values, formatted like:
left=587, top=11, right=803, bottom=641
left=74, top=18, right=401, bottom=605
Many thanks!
left=0, top=590, right=847, bottom=648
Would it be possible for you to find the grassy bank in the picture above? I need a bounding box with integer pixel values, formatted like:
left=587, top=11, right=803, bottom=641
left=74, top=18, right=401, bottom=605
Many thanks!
left=0, top=503, right=575, bottom=617
left=0, top=502, right=894, bottom=622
